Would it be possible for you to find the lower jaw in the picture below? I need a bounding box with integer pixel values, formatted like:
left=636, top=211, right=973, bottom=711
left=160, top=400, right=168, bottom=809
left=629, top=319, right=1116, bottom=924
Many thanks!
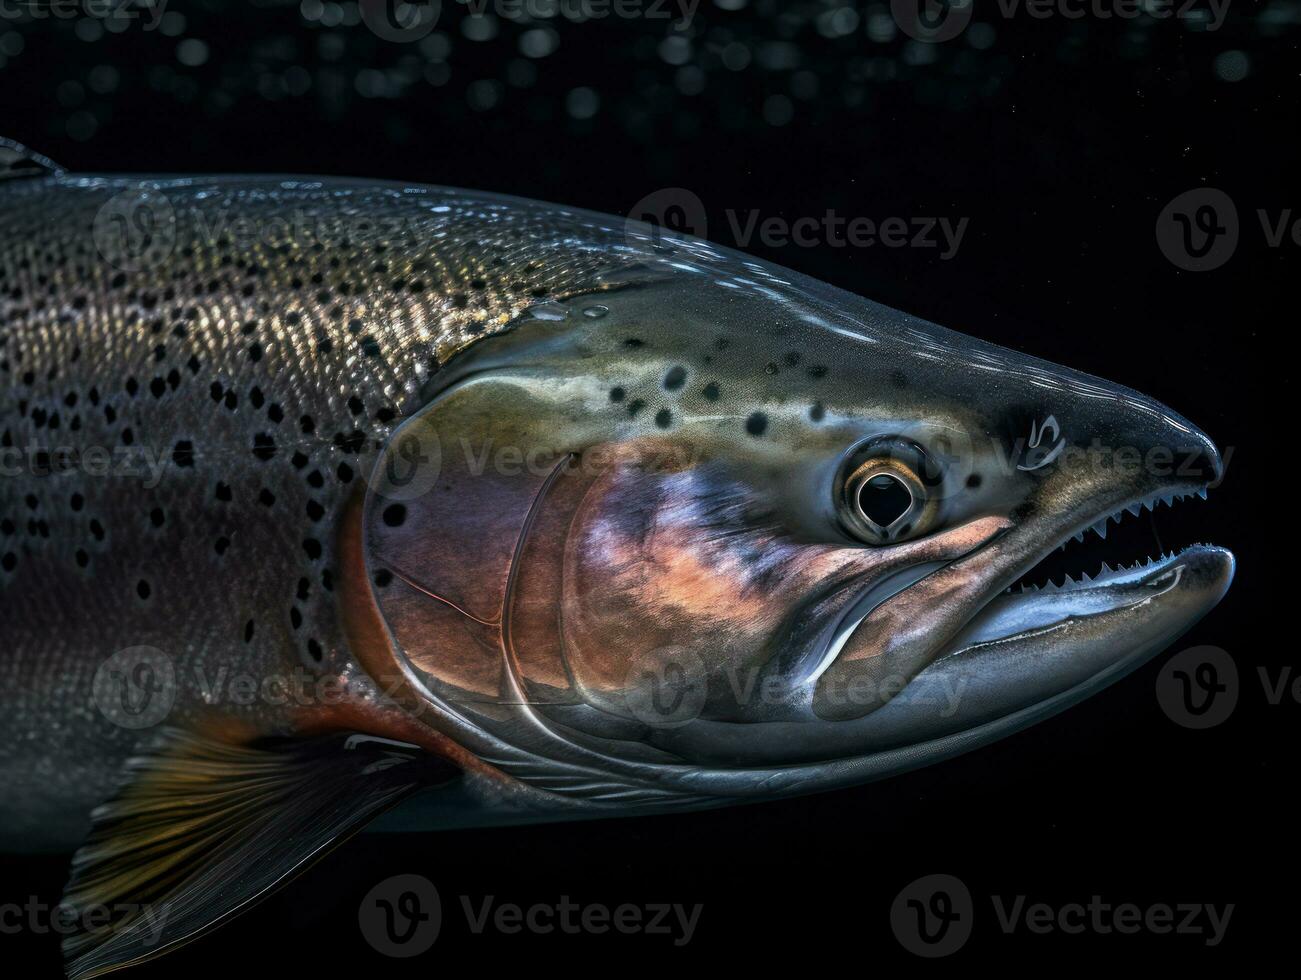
left=943, top=542, right=1209, bottom=656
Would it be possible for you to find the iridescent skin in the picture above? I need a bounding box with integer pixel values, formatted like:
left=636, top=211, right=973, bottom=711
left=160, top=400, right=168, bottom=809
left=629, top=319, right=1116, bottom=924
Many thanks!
left=0, top=168, right=1233, bottom=851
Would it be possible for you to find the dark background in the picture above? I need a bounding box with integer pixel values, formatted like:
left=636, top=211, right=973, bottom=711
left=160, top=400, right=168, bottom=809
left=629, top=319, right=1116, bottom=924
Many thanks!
left=0, top=0, right=1285, bottom=971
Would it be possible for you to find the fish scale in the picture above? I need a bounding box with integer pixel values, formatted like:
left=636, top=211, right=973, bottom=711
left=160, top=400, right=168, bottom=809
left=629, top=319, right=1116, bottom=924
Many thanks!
left=0, top=171, right=648, bottom=850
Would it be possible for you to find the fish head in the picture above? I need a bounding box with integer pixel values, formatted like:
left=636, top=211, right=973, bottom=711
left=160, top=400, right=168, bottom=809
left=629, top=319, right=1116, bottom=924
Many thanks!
left=358, top=270, right=1233, bottom=799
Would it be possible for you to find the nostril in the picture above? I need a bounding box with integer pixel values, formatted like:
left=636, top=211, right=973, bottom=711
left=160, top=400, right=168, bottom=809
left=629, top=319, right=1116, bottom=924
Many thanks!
left=858, top=474, right=913, bottom=528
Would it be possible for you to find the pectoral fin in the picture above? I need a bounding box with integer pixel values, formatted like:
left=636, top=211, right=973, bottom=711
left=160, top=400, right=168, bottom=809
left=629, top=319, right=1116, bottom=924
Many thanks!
left=61, top=728, right=457, bottom=979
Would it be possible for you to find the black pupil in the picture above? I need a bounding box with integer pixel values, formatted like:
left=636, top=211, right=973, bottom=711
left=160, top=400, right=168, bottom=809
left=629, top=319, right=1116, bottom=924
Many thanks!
left=859, top=474, right=912, bottom=528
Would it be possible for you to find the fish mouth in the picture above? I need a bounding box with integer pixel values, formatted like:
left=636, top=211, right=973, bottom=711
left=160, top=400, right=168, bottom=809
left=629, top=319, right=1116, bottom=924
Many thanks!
left=812, top=473, right=1234, bottom=728
left=941, top=482, right=1231, bottom=659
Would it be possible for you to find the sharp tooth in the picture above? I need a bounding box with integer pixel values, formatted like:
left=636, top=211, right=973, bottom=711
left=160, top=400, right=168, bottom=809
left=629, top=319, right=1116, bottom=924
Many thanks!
left=1197, top=487, right=1208, bottom=500
left=1074, top=531, right=1085, bottom=544
left=1100, top=562, right=1113, bottom=575
left=1080, top=571, right=1093, bottom=584
left=1092, top=519, right=1108, bottom=539
left=1126, top=504, right=1141, bottom=517
left=1161, top=494, right=1174, bottom=507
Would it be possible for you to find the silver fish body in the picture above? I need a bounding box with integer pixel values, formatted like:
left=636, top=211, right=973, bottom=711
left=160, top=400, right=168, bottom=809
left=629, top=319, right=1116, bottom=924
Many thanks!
left=1, top=155, right=1233, bottom=977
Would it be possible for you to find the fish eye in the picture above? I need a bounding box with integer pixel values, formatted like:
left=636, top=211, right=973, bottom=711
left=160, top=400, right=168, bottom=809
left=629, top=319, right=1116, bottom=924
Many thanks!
left=837, top=441, right=940, bottom=545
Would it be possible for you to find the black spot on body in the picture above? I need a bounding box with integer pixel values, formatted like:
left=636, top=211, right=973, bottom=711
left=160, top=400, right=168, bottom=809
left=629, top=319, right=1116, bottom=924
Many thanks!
left=745, top=412, right=769, bottom=436
left=664, top=366, right=687, bottom=390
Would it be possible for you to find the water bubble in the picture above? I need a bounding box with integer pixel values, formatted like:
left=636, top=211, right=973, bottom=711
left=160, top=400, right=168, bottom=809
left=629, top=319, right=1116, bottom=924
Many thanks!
left=721, top=41, right=751, bottom=71
left=763, top=94, right=794, bottom=126
left=466, top=78, right=503, bottom=111
left=462, top=14, right=497, bottom=42
left=566, top=86, right=599, bottom=120
left=88, top=64, right=120, bottom=94
left=676, top=65, right=706, bottom=96
left=519, top=27, right=558, bottom=59
left=1213, top=50, right=1249, bottom=82
left=659, top=35, right=692, bottom=66
left=177, top=39, right=210, bottom=67
left=75, top=18, right=105, bottom=43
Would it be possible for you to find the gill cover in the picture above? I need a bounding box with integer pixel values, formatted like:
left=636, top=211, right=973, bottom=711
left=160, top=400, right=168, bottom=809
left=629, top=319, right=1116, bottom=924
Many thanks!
left=361, top=346, right=609, bottom=715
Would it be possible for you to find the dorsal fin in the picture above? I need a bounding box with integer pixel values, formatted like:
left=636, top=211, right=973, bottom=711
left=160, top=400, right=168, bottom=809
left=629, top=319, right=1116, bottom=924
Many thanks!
left=0, top=137, right=65, bottom=181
